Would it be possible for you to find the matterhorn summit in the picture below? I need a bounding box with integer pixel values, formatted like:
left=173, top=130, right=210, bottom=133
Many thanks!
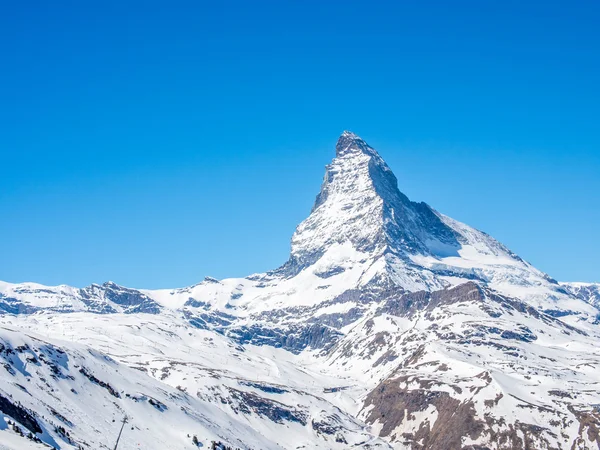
left=283, top=132, right=575, bottom=304
left=286, top=131, right=460, bottom=284
left=291, top=131, right=459, bottom=265
left=1, top=132, right=599, bottom=450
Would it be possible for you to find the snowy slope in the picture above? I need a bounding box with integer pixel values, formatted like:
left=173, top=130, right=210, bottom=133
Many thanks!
left=1, top=131, right=599, bottom=450
left=0, top=315, right=390, bottom=450
left=0, top=323, right=284, bottom=450
left=562, top=282, right=600, bottom=308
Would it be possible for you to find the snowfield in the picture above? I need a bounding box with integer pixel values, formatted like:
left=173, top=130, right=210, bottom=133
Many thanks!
left=1, top=132, right=599, bottom=449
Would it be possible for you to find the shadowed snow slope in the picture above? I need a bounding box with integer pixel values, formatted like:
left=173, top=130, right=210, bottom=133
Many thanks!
left=0, top=132, right=599, bottom=450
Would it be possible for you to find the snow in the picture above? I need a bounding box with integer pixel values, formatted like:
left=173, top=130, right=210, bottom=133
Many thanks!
left=0, top=314, right=390, bottom=449
left=0, top=131, right=598, bottom=449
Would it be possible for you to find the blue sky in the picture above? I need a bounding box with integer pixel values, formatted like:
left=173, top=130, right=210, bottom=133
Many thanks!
left=1, top=1, right=599, bottom=288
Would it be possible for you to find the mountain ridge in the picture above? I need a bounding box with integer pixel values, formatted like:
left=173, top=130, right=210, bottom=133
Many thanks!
left=2, top=132, right=593, bottom=314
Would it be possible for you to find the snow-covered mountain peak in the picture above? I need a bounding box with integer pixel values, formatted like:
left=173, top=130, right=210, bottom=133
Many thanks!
left=335, top=130, right=375, bottom=157
left=285, top=132, right=461, bottom=280
left=284, top=132, right=391, bottom=276
left=277, top=132, right=589, bottom=306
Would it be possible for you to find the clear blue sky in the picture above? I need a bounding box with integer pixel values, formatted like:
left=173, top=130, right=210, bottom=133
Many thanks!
left=1, top=1, right=599, bottom=288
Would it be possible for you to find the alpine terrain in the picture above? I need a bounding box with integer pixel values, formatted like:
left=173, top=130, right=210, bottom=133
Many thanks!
left=1, top=132, right=599, bottom=450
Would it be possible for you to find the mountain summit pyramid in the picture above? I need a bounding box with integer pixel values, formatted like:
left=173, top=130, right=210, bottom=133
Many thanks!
left=286, top=131, right=461, bottom=278
left=0, top=131, right=599, bottom=450
left=281, top=131, right=562, bottom=304
left=0, top=131, right=591, bottom=313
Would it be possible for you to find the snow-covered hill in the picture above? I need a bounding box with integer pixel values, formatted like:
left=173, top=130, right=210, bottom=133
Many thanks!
left=1, top=132, right=599, bottom=450
left=0, top=314, right=390, bottom=449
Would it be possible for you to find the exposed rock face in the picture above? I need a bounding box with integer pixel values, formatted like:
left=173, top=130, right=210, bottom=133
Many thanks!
left=0, top=393, right=42, bottom=435
left=363, top=376, right=484, bottom=449
left=362, top=369, right=600, bottom=450
left=380, top=281, right=485, bottom=317
left=226, top=322, right=341, bottom=354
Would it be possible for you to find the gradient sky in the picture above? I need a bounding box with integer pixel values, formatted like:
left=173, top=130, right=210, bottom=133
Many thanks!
left=1, top=1, right=599, bottom=288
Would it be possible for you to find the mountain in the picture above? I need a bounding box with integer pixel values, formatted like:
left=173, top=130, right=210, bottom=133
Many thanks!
left=1, top=132, right=599, bottom=450
left=562, top=282, right=600, bottom=309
